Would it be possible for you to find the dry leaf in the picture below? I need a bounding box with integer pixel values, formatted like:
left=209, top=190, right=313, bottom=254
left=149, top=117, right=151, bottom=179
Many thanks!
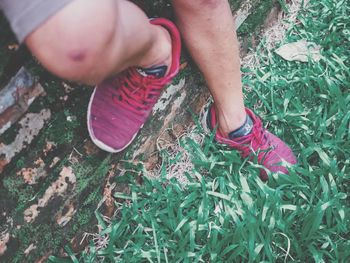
left=0, top=158, right=9, bottom=174
left=62, top=82, right=74, bottom=93
left=179, top=62, right=188, bottom=70
left=275, top=39, right=322, bottom=62
left=49, top=157, right=61, bottom=168
left=24, top=243, right=37, bottom=256
left=0, top=233, right=10, bottom=256
left=56, top=204, right=76, bottom=226
left=7, top=44, right=19, bottom=50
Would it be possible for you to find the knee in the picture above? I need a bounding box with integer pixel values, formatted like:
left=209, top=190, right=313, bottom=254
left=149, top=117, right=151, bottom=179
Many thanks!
left=25, top=0, right=119, bottom=84
left=44, top=27, right=116, bottom=84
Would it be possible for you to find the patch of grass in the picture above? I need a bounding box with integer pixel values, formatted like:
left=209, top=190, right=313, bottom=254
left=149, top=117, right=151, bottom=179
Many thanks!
left=51, top=145, right=350, bottom=262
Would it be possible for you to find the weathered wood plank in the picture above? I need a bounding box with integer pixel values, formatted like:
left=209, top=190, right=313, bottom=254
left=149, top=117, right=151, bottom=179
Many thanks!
left=0, top=68, right=45, bottom=136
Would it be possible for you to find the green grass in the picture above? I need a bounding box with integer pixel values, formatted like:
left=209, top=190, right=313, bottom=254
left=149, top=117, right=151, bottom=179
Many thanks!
left=49, top=0, right=350, bottom=262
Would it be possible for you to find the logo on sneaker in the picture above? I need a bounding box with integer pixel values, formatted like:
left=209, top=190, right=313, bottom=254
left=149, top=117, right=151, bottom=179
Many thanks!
left=137, top=65, right=168, bottom=78
left=242, top=122, right=253, bottom=134
left=136, top=68, right=148, bottom=77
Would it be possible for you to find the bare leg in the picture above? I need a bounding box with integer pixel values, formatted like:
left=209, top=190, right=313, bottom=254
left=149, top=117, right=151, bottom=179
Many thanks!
left=172, top=0, right=246, bottom=136
left=25, top=0, right=172, bottom=85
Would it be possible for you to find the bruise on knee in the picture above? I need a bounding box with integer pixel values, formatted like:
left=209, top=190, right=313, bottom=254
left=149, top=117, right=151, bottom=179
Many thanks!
left=68, top=49, right=87, bottom=62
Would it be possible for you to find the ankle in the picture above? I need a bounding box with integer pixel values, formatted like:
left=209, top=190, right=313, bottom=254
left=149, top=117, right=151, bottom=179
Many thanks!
left=216, top=107, right=247, bottom=137
left=139, top=25, right=172, bottom=72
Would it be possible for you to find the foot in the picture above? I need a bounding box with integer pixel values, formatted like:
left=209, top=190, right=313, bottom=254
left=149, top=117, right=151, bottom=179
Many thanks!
left=202, top=104, right=297, bottom=180
left=87, top=18, right=181, bottom=152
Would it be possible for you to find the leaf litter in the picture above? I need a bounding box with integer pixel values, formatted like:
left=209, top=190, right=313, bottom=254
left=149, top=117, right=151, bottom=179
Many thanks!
left=275, top=39, right=322, bottom=62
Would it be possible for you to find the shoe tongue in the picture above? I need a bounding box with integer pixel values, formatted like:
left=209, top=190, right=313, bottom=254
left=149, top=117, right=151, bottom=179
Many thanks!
left=228, top=114, right=254, bottom=139
left=136, top=65, right=168, bottom=78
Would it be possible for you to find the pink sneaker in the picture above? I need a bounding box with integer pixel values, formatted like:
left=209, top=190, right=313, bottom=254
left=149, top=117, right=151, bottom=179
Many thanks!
left=87, top=18, right=181, bottom=152
left=204, top=105, right=297, bottom=180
